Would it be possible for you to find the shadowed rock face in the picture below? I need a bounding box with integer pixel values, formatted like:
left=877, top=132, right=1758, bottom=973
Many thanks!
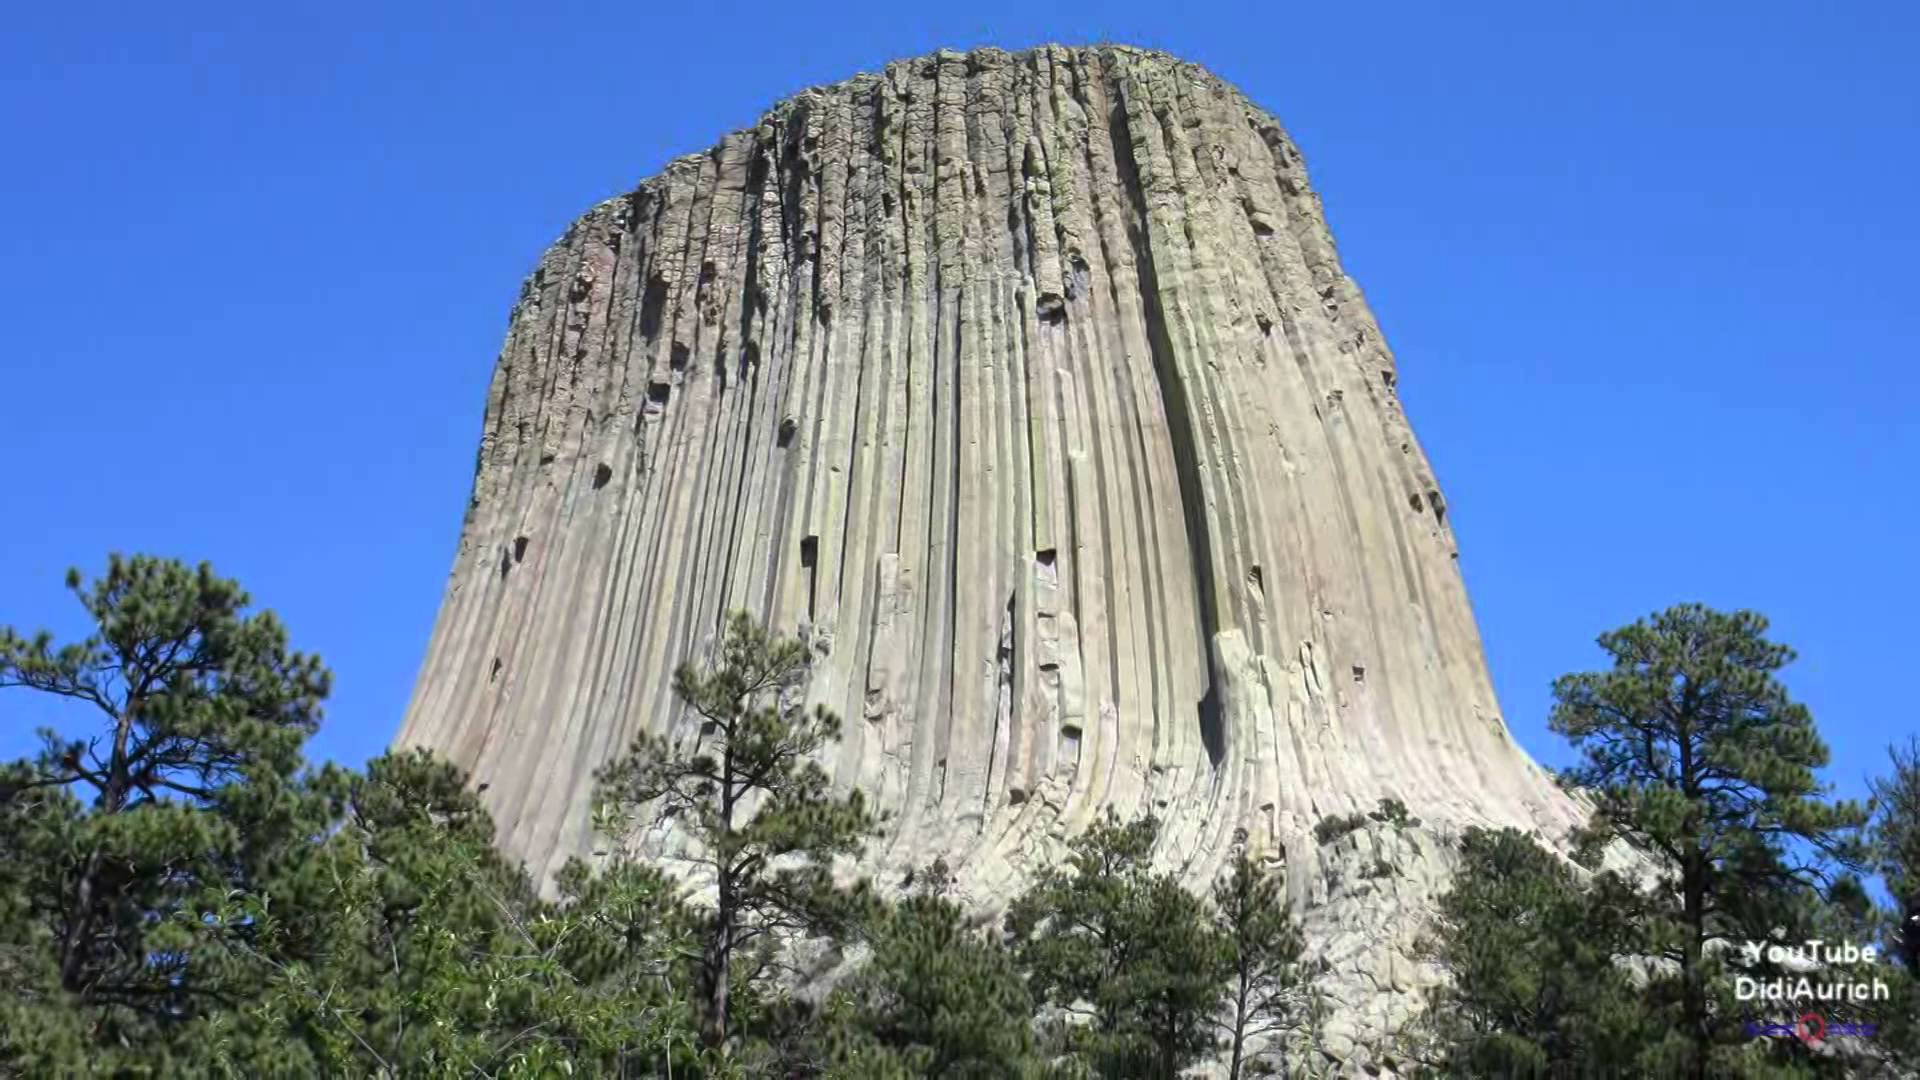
left=398, top=44, right=1578, bottom=1063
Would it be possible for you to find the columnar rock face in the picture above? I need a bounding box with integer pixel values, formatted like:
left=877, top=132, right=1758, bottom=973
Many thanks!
left=398, top=44, right=1579, bottom=1062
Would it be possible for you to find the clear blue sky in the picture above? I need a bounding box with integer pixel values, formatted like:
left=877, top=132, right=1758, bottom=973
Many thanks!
left=3, top=2, right=1914, bottom=805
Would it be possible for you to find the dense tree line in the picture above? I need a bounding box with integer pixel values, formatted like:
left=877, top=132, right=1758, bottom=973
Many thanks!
left=1, top=556, right=1913, bottom=1077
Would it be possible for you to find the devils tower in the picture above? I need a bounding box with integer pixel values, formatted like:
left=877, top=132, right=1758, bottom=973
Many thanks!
left=397, top=44, right=1581, bottom=1060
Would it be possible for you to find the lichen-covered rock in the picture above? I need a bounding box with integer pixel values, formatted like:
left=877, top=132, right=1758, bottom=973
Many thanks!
left=395, top=44, right=1582, bottom=1064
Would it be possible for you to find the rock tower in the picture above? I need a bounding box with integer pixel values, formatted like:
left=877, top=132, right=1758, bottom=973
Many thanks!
left=397, top=44, right=1579, bottom=1060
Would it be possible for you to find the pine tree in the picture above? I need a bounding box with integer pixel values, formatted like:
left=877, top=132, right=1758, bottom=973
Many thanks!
left=209, top=751, right=705, bottom=1076
left=1866, top=740, right=1920, bottom=1066
left=203, top=750, right=532, bottom=1074
left=1210, top=852, right=1306, bottom=1079
left=0, top=558, right=711, bottom=1075
left=0, top=555, right=331, bottom=1066
left=1870, top=737, right=1920, bottom=974
left=1418, top=826, right=1679, bottom=1077
left=594, top=611, right=877, bottom=1055
left=1005, top=811, right=1227, bottom=1078
left=1549, top=604, right=1868, bottom=1076
left=827, top=859, right=1040, bottom=1077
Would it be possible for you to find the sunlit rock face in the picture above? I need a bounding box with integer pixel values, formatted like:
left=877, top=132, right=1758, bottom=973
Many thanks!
left=397, top=44, right=1579, bottom=1066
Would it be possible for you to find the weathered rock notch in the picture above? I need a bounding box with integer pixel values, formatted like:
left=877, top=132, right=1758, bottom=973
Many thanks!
left=397, top=44, right=1579, bottom=1061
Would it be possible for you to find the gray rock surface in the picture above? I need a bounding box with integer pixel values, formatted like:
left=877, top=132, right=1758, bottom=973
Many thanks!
left=395, top=44, right=1583, bottom=1063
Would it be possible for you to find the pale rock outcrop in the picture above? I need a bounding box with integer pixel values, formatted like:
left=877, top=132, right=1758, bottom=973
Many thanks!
left=396, top=44, right=1583, bottom=1066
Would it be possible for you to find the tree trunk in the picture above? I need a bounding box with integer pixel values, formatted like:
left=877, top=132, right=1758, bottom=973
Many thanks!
left=1160, top=1008, right=1177, bottom=1079
left=60, top=706, right=136, bottom=993
left=58, top=850, right=102, bottom=991
left=1682, top=853, right=1707, bottom=1080
left=1229, top=973, right=1250, bottom=1079
left=701, top=882, right=733, bottom=1051
left=1677, top=696, right=1707, bottom=1080
left=702, top=744, right=738, bottom=1052
left=1901, top=893, right=1920, bottom=973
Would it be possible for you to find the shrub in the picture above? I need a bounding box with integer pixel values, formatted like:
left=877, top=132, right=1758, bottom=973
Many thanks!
left=1313, top=813, right=1370, bottom=846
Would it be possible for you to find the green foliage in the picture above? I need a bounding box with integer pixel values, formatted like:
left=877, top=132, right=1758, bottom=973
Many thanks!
left=1371, top=798, right=1416, bottom=829
left=0, top=555, right=334, bottom=1071
left=825, top=860, right=1042, bottom=1077
left=1314, top=799, right=1416, bottom=848
left=1006, top=811, right=1227, bottom=1078
left=1549, top=604, right=1869, bottom=1074
left=1416, top=607, right=1905, bottom=1078
left=1790, top=870, right=1920, bottom=1071
left=1870, top=738, right=1920, bottom=974
left=13, top=560, right=1908, bottom=1078
left=0, top=555, right=332, bottom=802
left=0, top=557, right=716, bottom=1076
left=1865, top=741, right=1920, bottom=1063
left=200, top=751, right=700, bottom=1076
left=595, top=610, right=879, bottom=1054
left=1417, top=827, right=1682, bottom=1076
left=1312, top=813, right=1368, bottom=846
left=1212, top=853, right=1307, bottom=1079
